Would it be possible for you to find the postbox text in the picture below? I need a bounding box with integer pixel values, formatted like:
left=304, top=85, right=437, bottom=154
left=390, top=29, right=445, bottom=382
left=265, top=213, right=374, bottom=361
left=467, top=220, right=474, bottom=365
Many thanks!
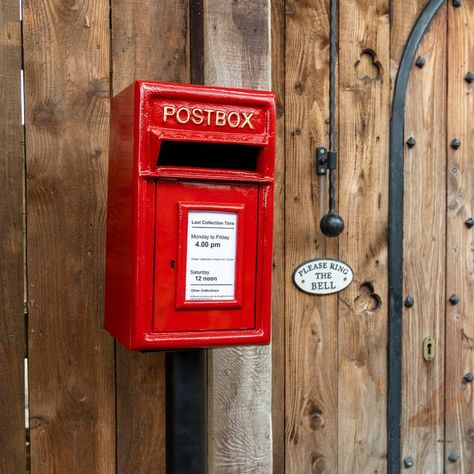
left=163, top=105, right=255, bottom=130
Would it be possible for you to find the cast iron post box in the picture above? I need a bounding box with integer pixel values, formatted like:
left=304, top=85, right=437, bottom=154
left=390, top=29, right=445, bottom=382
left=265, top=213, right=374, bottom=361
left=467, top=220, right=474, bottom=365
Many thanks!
left=105, top=81, right=275, bottom=350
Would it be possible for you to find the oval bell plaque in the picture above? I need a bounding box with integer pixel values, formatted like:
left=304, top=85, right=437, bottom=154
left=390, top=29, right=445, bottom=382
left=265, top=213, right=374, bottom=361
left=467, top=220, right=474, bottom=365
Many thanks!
left=292, top=258, right=353, bottom=295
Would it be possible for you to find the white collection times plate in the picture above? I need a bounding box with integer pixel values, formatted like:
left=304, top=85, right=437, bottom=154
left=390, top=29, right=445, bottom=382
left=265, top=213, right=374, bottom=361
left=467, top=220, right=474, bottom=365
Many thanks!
left=185, top=210, right=237, bottom=301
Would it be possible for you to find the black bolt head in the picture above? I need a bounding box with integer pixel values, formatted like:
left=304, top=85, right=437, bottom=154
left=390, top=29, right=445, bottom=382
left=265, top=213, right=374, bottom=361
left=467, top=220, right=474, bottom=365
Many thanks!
left=464, top=372, right=474, bottom=383
left=403, top=456, right=414, bottom=468
left=451, top=138, right=461, bottom=149
left=465, top=72, right=474, bottom=83
left=406, top=137, right=416, bottom=148
left=449, top=294, right=460, bottom=305
left=404, top=296, right=415, bottom=308
left=453, top=0, right=461, bottom=7
left=320, top=212, right=344, bottom=238
left=448, top=451, right=459, bottom=463
left=465, top=217, right=474, bottom=229
left=415, top=56, right=425, bottom=68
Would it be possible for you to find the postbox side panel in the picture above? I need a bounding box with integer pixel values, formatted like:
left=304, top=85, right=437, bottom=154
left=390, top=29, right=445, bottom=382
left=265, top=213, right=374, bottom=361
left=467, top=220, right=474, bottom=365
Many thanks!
left=105, top=83, right=137, bottom=347
left=153, top=180, right=258, bottom=333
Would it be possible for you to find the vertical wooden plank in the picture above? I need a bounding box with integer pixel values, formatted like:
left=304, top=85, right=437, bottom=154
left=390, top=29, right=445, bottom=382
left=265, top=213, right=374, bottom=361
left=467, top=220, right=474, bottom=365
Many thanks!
left=284, top=1, right=338, bottom=472
left=390, top=0, right=430, bottom=72
left=400, top=8, right=446, bottom=472
left=271, top=0, right=285, bottom=471
left=337, top=0, right=390, bottom=472
left=111, top=1, right=189, bottom=472
left=0, top=1, right=26, bottom=471
left=23, top=0, right=115, bottom=471
left=446, top=1, right=474, bottom=471
left=202, top=1, right=272, bottom=472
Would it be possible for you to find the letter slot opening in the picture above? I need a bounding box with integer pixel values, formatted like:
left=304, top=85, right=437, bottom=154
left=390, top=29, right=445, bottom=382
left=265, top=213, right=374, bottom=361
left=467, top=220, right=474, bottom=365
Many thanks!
left=157, top=141, right=261, bottom=172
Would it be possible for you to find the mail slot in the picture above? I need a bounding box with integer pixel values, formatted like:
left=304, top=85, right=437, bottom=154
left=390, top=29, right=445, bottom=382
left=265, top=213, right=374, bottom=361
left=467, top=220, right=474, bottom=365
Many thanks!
left=105, top=81, right=275, bottom=350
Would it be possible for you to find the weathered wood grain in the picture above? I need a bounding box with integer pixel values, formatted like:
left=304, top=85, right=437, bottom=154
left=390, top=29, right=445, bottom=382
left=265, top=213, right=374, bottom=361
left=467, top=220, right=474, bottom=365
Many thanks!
left=0, top=1, right=26, bottom=471
left=284, top=1, right=338, bottom=472
left=202, top=1, right=272, bottom=472
left=337, top=0, right=390, bottom=471
left=23, top=0, right=115, bottom=471
left=111, top=1, right=189, bottom=472
left=271, top=0, right=285, bottom=471
left=446, top=2, right=474, bottom=471
left=390, top=0, right=430, bottom=75
left=400, top=8, right=447, bottom=472
left=112, top=0, right=189, bottom=93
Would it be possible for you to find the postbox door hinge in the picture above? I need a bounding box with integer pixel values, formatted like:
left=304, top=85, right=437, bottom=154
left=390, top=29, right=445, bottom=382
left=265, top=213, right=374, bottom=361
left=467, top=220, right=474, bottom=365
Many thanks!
left=316, top=147, right=337, bottom=176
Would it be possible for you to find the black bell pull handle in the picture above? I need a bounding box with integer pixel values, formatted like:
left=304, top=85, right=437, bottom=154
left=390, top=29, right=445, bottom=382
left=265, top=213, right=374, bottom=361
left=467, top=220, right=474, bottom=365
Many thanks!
left=316, top=0, right=344, bottom=238
left=316, top=147, right=344, bottom=237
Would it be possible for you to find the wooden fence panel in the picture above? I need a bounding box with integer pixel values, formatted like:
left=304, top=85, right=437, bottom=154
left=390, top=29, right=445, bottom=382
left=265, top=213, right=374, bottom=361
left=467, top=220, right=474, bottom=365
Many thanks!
left=0, top=1, right=26, bottom=471
left=202, top=1, right=273, bottom=472
left=11, top=2, right=474, bottom=472
left=271, top=0, right=285, bottom=471
left=23, top=0, right=115, bottom=471
left=337, top=0, right=390, bottom=471
left=446, top=1, right=474, bottom=470
left=401, top=7, right=447, bottom=472
left=111, top=1, right=189, bottom=472
left=284, top=1, right=337, bottom=472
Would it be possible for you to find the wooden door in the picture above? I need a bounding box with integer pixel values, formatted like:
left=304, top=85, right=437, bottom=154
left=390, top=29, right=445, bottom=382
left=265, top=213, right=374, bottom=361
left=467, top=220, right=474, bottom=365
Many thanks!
left=274, top=0, right=474, bottom=472
left=401, top=1, right=474, bottom=471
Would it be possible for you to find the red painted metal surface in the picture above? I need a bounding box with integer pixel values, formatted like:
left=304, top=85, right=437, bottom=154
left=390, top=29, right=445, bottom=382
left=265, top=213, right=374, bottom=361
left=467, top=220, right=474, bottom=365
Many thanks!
left=105, top=81, right=275, bottom=350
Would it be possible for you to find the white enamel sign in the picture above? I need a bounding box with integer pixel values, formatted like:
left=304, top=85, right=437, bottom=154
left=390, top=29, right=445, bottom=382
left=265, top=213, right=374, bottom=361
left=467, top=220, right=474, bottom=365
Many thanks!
left=292, top=258, right=353, bottom=295
left=185, top=211, right=237, bottom=301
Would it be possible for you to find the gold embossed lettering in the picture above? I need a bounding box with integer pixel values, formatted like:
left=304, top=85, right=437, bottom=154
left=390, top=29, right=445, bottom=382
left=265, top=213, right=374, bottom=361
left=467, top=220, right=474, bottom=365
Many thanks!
left=240, top=112, right=254, bottom=129
left=176, top=107, right=190, bottom=124
left=227, top=111, right=240, bottom=128
left=203, top=109, right=214, bottom=126
left=163, top=105, right=176, bottom=122
left=215, top=111, right=226, bottom=127
left=191, top=108, right=204, bottom=125
left=163, top=105, right=256, bottom=130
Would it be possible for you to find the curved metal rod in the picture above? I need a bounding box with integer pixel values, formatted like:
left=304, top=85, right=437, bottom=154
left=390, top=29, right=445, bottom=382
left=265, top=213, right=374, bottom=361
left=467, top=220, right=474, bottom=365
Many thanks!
left=388, top=0, right=445, bottom=472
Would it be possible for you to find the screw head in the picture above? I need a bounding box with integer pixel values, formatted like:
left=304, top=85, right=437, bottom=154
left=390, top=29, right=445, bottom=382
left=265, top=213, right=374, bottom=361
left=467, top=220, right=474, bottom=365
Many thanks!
left=404, top=296, right=415, bottom=308
left=453, top=0, right=461, bottom=7
left=465, top=72, right=474, bottom=83
left=415, top=56, right=425, bottom=68
left=465, top=218, right=474, bottom=229
left=464, top=372, right=474, bottom=383
left=406, top=137, right=416, bottom=148
left=403, top=456, right=414, bottom=468
left=449, top=294, right=460, bottom=305
left=448, top=451, right=459, bottom=463
left=451, top=138, right=461, bottom=149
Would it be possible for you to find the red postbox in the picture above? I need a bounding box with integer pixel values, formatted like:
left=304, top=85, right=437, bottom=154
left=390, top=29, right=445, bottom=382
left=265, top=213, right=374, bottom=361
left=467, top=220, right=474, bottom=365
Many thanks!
left=105, top=81, right=275, bottom=350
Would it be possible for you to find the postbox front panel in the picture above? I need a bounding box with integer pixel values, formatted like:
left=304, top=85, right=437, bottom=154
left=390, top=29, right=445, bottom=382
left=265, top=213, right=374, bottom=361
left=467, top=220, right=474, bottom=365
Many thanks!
left=106, top=81, right=275, bottom=349
left=153, top=180, right=258, bottom=333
